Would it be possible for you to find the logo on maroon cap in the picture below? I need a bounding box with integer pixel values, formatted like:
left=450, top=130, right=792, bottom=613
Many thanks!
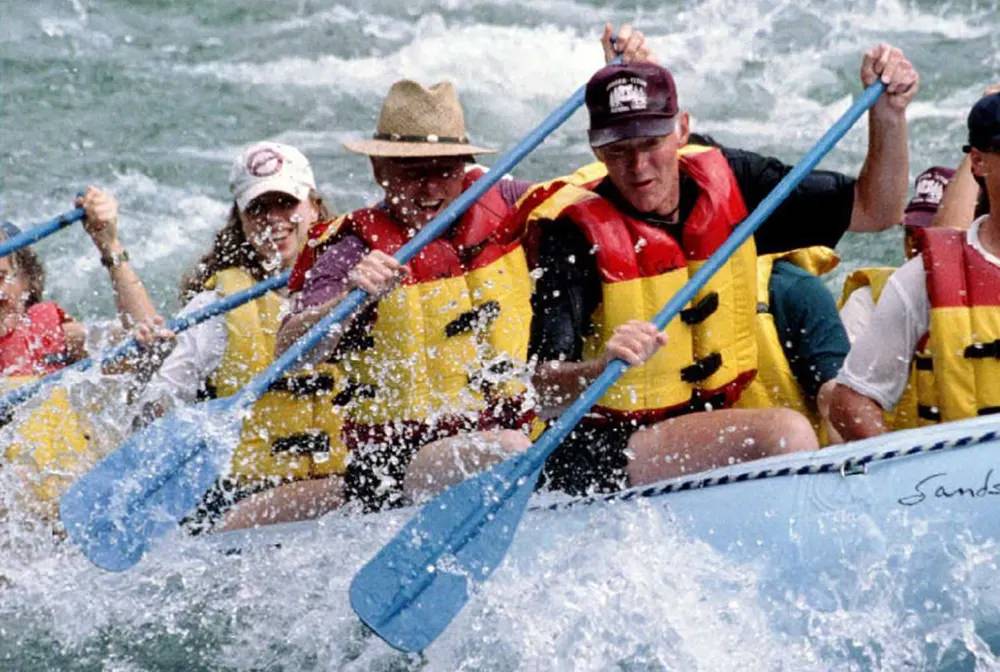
left=246, top=148, right=284, bottom=177
left=906, top=167, right=954, bottom=213
left=607, top=77, right=649, bottom=115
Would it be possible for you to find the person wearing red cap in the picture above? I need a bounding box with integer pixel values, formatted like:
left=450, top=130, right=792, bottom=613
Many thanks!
left=831, top=91, right=1000, bottom=439
left=518, top=42, right=918, bottom=494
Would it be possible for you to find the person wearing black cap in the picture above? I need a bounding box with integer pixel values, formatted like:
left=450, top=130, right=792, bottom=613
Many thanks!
left=516, top=42, right=918, bottom=494
left=831, top=92, right=1000, bottom=440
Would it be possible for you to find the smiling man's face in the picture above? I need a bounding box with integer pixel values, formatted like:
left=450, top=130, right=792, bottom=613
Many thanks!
left=594, top=113, right=689, bottom=218
left=373, top=156, right=468, bottom=232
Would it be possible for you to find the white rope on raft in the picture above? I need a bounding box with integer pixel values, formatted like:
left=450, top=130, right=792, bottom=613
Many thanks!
left=536, top=425, right=1000, bottom=512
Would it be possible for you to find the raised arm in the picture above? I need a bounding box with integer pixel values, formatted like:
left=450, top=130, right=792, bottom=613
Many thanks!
left=77, top=186, right=159, bottom=328
left=849, top=44, right=919, bottom=233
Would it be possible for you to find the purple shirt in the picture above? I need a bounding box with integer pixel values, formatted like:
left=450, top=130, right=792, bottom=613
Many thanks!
left=293, top=177, right=531, bottom=311
left=292, top=234, right=366, bottom=313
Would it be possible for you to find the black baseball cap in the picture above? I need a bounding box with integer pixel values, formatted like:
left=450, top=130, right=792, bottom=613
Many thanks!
left=963, top=92, right=1000, bottom=153
left=586, top=62, right=679, bottom=148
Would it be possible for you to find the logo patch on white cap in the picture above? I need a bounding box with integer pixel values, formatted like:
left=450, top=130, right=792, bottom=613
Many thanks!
left=606, top=76, right=648, bottom=115
left=246, top=148, right=285, bottom=178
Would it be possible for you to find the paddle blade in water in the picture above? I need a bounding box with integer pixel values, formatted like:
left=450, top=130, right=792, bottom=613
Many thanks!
left=59, top=397, right=240, bottom=571
left=349, top=455, right=541, bottom=652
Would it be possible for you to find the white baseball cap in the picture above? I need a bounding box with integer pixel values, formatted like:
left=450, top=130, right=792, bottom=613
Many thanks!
left=229, top=141, right=317, bottom=210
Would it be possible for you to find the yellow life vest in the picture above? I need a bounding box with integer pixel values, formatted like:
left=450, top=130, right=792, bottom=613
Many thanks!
left=734, top=247, right=839, bottom=436
left=206, top=268, right=348, bottom=482
left=2, top=379, right=93, bottom=506
left=917, top=226, right=1000, bottom=423
left=837, top=267, right=925, bottom=430
left=518, top=145, right=757, bottom=423
left=327, top=195, right=533, bottom=427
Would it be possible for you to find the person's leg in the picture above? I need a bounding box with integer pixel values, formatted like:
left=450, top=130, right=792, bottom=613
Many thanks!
left=213, top=476, right=345, bottom=533
left=403, top=429, right=531, bottom=503
left=626, top=408, right=818, bottom=486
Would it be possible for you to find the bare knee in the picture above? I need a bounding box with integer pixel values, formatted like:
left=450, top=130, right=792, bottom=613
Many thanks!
left=493, top=429, right=531, bottom=454
left=762, top=408, right=819, bottom=453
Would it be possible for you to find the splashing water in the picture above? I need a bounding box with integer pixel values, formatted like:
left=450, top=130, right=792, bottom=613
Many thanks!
left=2, top=0, right=1000, bottom=669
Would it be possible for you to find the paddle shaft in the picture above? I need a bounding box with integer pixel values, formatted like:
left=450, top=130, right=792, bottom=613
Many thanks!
left=0, top=207, right=86, bottom=258
left=0, top=271, right=290, bottom=414
left=373, top=80, right=887, bottom=628
left=229, top=70, right=614, bottom=410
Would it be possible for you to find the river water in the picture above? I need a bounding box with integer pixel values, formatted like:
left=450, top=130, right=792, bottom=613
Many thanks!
left=2, top=0, right=999, bottom=669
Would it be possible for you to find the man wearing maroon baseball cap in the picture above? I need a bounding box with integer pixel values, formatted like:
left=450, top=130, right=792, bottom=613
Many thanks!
left=832, top=90, right=1000, bottom=440
left=520, top=42, right=920, bottom=496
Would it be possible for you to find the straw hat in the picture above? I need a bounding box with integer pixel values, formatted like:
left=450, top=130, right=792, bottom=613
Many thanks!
left=344, top=80, right=496, bottom=158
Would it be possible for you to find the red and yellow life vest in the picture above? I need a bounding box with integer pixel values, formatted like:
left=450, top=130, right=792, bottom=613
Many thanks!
left=0, top=302, right=70, bottom=376
left=837, top=267, right=924, bottom=430
left=735, top=247, right=838, bottom=437
left=916, top=226, right=1000, bottom=423
left=518, top=145, right=758, bottom=424
left=0, top=302, right=91, bottom=510
left=299, top=169, right=533, bottom=427
left=206, top=268, right=348, bottom=482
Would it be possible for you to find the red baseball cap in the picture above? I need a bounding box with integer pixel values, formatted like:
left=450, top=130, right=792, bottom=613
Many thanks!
left=903, top=166, right=955, bottom=228
left=586, top=62, right=679, bottom=148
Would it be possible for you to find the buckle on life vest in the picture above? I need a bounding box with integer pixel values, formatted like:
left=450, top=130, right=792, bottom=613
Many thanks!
left=267, top=373, right=337, bottom=397
left=680, top=292, right=719, bottom=325
left=964, top=340, right=1000, bottom=359
left=680, top=352, right=723, bottom=383
left=444, top=300, right=501, bottom=337
left=271, top=431, right=330, bottom=456
left=340, top=333, right=376, bottom=352
left=468, top=357, right=516, bottom=390
left=914, top=354, right=933, bottom=371
left=917, top=404, right=941, bottom=422
left=333, top=381, right=377, bottom=406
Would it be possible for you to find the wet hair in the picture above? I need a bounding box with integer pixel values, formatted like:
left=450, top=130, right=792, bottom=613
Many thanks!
left=180, top=189, right=332, bottom=301
left=0, top=229, right=45, bottom=307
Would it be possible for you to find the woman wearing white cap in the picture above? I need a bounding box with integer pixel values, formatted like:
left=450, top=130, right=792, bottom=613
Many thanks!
left=139, top=141, right=348, bottom=531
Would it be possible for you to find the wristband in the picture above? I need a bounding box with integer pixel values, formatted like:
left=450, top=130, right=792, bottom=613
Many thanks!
left=101, top=249, right=129, bottom=269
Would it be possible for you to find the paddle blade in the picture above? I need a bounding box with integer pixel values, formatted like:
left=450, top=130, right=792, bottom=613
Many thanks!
left=59, top=397, right=240, bottom=571
left=350, top=456, right=541, bottom=652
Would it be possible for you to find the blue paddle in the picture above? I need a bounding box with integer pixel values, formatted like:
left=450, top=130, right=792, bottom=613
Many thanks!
left=349, top=80, right=888, bottom=653
left=59, top=68, right=604, bottom=572
left=0, top=207, right=86, bottom=258
left=0, top=271, right=291, bottom=418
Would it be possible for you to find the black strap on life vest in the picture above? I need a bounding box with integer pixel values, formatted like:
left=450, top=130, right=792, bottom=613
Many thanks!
left=266, top=373, right=338, bottom=397
left=680, top=352, right=723, bottom=383
left=964, top=340, right=1000, bottom=359
left=914, top=354, right=933, bottom=371
left=332, top=380, right=377, bottom=406
left=445, top=300, right=501, bottom=337
left=918, top=404, right=942, bottom=422
left=271, top=431, right=331, bottom=456
left=680, top=292, right=719, bottom=325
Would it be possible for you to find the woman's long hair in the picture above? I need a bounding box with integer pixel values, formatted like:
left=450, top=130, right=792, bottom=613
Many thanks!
left=180, top=189, right=332, bottom=302
left=0, top=226, right=46, bottom=307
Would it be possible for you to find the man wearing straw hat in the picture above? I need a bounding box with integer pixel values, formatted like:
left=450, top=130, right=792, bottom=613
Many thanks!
left=270, top=28, right=652, bottom=514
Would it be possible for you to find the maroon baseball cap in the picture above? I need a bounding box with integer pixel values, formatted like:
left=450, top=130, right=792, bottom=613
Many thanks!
left=903, top=166, right=955, bottom=228
left=586, top=62, right=679, bottom=148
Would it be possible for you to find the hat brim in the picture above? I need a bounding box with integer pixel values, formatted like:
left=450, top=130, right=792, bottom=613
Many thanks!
left=343, top=138, right=496, bottom=158
left=235, top=178, right=313, bottom=211
left=589, top=117, right=676, bottom=148
left=903, top=209, right=935, bottom=229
